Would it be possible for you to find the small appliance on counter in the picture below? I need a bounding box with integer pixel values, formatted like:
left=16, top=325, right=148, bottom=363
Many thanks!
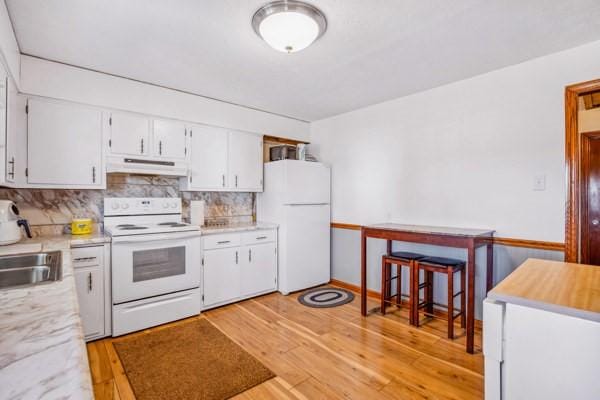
left=0, top=200, right=32, bottom=245
left=270, top=145, right=297, bottom=161
left=71, top=218, right=93, bottom=235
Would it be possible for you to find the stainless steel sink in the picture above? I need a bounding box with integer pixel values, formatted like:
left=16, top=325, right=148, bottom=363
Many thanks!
left=0, top=251, right=62, bottom=289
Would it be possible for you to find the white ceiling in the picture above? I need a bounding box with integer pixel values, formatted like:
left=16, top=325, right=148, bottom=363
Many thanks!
left=6, top=0, right=600, bottom=121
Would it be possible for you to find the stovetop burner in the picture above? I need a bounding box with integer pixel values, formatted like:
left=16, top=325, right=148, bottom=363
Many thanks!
left=120, top=226, right=149, bottom=230
left=116, top=224, right=136, bottom=228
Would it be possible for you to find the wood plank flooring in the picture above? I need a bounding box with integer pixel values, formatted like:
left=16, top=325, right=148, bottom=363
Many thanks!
left=88, top=286, right=483, bottom=400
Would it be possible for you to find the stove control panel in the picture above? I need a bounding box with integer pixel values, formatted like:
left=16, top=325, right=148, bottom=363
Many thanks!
left=104, top=197, right=182, bottom=216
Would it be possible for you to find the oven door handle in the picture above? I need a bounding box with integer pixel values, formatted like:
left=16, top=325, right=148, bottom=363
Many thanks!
left=111, top=231, right=201, bottom=244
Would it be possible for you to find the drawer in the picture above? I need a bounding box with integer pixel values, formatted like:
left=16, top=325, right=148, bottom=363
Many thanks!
left=71, top=246, right=103, bottom=268
left=242, top=229, right=277, bottom=245
left=202, top=233, right=241, bottom=250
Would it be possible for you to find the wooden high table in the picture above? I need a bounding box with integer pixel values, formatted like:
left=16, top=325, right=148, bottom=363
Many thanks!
left=360, top=223, right=495, bottom=354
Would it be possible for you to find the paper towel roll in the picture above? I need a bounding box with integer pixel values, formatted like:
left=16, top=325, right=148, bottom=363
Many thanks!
left=190, top=200, right=205, bottom=226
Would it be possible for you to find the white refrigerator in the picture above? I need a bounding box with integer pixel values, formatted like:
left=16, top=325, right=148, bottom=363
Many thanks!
left=257, top=160, right=331, bottom=295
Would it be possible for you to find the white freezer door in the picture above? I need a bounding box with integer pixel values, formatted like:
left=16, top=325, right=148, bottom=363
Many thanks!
left=283, top=161, right=330, bottom=205
left=280, top=204, right=330, bottom=293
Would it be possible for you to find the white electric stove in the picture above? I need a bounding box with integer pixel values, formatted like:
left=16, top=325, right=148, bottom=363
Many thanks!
left=104, top=197, right=202, bottom=336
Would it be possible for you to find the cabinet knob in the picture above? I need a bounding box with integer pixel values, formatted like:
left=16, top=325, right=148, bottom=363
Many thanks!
left=592, top=219, right=599, bottom=226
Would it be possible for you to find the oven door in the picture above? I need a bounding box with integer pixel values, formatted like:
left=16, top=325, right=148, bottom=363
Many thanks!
left=111, top=231, right=201, bottom=304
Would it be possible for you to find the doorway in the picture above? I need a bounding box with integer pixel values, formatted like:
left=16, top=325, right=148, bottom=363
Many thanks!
left=565, top=80, right=600, bottom=263
left=581, top=131, right=600, bottom=265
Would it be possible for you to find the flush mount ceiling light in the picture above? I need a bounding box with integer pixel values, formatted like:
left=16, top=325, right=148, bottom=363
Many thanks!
left=252, top=0, right=327, bottom=53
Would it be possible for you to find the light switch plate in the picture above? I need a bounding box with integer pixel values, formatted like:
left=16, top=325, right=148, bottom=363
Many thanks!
left=533, top=174, right=546, bottom=191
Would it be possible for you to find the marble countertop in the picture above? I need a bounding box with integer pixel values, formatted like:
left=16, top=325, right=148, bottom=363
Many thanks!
left=489, top=258, right=600, bottom=322
left=201, top=221, right=279, bottom=235
left=365, top=223, right=495, bottom=237
left=0, top=232, right=111, bottom=256
left=0, top=237, right=94, bottom=399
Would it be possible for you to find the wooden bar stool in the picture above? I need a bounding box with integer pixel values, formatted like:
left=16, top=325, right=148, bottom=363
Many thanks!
left=381, top=251, right=425, bottom=324
left=414, top=256, right=466, bottom=339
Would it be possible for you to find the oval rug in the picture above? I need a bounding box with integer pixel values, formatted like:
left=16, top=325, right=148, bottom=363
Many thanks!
left=298, top=287, right=355, bottom=308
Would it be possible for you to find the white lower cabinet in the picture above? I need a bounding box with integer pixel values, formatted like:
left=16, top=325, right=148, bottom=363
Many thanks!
left=203, top=247, right=241, bottom=307
left=72, top=244, right=111, bottom=341
left=202, top=228, right=277, bottom=309
left=241, top=242, right=277, bottom=297
left=74, top=266, right=104, bottom=338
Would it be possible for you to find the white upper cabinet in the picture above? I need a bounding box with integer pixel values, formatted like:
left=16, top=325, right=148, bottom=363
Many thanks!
left=109, top=112, right=150, bottom=156
left=228, top=131, right=263, bottom=191
left=27, top=99, right=104, bottom=188
left=181, top=126, right=263, bottom=192
left=153, top=119, right=187, bottom=159
left=186, top=124, right=228, bottom=190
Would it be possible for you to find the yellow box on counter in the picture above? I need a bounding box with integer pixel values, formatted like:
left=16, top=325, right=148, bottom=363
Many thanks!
left=71, top=218, right=93, bottom=235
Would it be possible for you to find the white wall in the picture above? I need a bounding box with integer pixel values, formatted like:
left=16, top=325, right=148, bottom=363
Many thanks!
left=0, top=1, right=20, bottom=85
left=20, top=56, right=309, bottom=141
left=311, top=39, right=600, bottom=242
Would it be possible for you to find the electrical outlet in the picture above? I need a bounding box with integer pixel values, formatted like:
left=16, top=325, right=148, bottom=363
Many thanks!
left=533, top=174, right=546, bottom=191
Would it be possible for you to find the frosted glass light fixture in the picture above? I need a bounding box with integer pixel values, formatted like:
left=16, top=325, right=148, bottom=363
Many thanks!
left=252, top=1, right=327, bottom=53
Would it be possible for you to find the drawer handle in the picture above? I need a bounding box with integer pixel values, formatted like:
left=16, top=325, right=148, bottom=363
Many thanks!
left=256, top=236, right=268, bottom=240
left=74, top=256, right=97, bottom=262
left=217, top=240, right=231, bottom=244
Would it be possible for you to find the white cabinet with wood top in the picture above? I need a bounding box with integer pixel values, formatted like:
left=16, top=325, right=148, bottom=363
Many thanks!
left=26, top=98, right=105, bottom=188
left=201, top=227, right=277, bottom=310
left=72, top=244, right=111, bottom=341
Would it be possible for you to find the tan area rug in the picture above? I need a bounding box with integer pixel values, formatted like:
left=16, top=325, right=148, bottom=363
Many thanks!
left=113, top=318, right=275, bottom=400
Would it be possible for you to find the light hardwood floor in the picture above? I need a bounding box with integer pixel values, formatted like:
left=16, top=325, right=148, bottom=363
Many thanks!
left=88, top=286, right=483, bottom=400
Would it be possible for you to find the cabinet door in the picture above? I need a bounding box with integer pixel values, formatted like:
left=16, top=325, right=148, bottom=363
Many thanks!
left=74, top=266, right=104, bottom=338
left=109, top=112, right=150, bottom=156
left=27, top=99, right=103, bottom=186
left=229, top=131, right=263, bottom=191
left=241, top=243, right=277, bottom=297
left=203, top=247, right=241, bottom=307
left=153, top=119, right=187, bottom=159
left=188, top=124, right=228, bottom=190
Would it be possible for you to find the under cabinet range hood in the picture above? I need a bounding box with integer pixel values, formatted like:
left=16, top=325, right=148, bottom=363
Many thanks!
left=106, top=157, right=189, bottom=176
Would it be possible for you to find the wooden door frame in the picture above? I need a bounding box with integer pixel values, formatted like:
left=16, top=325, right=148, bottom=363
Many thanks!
left=564, top=79, right=600, bottom=262
left=580, top=130, right=600, bottom=264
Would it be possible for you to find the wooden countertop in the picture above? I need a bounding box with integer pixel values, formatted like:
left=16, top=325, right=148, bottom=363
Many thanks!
left=365, top=223, right=494, bottom=237
left=488, top=258, right=600, bottom=322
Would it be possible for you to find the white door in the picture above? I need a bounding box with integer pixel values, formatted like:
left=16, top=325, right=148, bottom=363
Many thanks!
left=189, top=124, right=228, bottom=190
left=74, top=266, right=104, bottom=338
left=229, top=131, right=263, bottom=191
left=203, top=247, right=241, bottom=307
left=109, top=112, right=150, bottom=156
left=241, top=243, right=277, bottom=297
left=27, top=99, right=103, bottom=187
left=283, top=161, right=330, bottom=204
left=153, top=119, right=187, bottom=159
left=281, top=204, right=330, bottom=293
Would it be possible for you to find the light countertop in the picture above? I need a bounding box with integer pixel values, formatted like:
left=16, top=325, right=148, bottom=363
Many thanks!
left=0, top=236, right=99, bottom=399
left=488, top=258, right=600, bottom=322
left=0, top=232, right=111, bottom=257
left=365, top=223, right=494, bottom=237
left=201, top=221, right=278, bottom=235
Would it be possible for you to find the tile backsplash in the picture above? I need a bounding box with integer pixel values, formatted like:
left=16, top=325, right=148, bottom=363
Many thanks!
left=0, top=174, right=254, bottom=236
